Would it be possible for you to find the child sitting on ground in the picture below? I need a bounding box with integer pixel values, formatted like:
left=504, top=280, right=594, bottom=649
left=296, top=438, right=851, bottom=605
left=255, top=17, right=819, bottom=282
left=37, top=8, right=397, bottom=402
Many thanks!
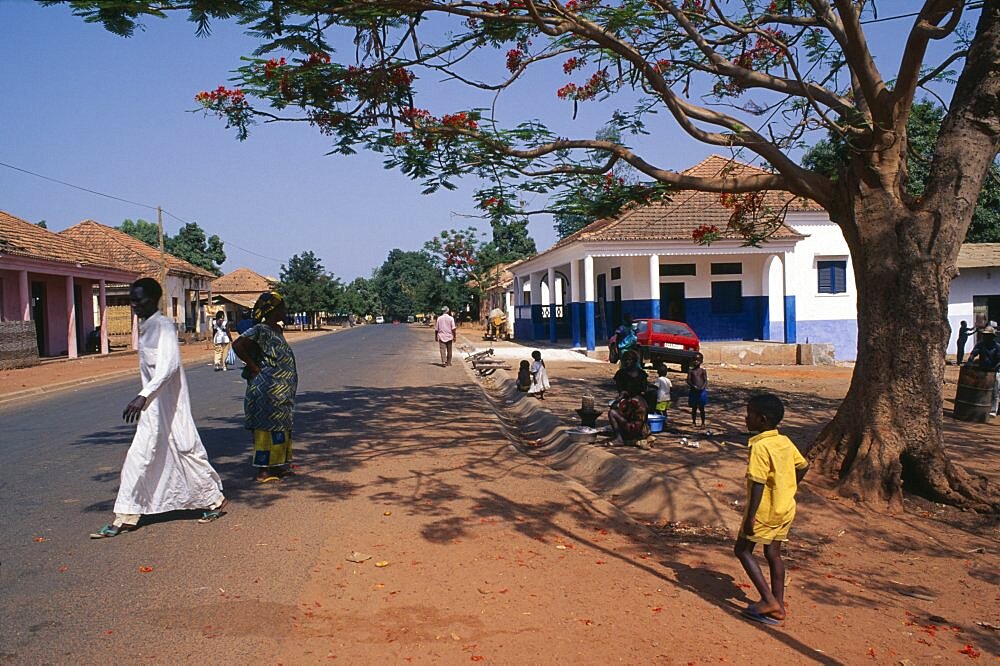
left=516, top=360, right=531, bottom=392
left=734, top=393, right=809, bottom=626
left=686, top=353, right=708, bottom=426
left=654, top=363, right=672, bottom=416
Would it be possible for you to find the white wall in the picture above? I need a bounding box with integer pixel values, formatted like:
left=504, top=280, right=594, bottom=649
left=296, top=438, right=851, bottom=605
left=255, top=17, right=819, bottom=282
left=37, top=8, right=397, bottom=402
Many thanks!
left=785, top=213, right=857, bottom=323
left=947, top=267, right=1000, bottom=353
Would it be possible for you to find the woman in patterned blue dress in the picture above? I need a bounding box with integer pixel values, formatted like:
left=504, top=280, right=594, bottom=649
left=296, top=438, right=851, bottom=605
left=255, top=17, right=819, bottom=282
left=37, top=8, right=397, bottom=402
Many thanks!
left=232, top=292, right=298, bottom=483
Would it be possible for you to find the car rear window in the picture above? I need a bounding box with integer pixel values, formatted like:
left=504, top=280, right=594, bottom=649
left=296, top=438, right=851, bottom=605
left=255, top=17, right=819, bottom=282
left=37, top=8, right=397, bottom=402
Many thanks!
left=652, top=321, right=693, bottom=336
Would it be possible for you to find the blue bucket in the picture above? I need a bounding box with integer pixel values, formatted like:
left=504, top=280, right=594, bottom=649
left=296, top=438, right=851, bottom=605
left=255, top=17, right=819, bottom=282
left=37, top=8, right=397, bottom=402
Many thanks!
left=647, top=413, right=665, bottom=433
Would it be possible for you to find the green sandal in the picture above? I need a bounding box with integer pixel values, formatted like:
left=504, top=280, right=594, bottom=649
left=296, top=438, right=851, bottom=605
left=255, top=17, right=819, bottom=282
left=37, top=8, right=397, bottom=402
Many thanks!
left=89, top=524, right=133, bottom=539
left=198, top=499, right=228, bottom=524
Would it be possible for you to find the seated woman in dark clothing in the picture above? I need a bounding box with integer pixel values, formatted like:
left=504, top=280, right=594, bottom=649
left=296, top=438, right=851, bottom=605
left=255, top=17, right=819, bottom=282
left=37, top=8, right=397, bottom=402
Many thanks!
left=607, top=350, right=651, bottom=448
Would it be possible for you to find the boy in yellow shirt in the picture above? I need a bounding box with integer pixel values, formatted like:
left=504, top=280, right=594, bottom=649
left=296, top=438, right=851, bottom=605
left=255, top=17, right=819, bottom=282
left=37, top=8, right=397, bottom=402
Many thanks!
left=734, top=393, right=808, bottom=625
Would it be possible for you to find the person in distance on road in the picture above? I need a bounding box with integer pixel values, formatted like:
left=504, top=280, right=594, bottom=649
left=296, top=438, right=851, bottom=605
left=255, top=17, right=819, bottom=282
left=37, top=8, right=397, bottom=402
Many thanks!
left=435, top=306, right=457, bottom=367
left=232, top=292, right=298, bottom=483
left=90, top=278, right=226, bottom=538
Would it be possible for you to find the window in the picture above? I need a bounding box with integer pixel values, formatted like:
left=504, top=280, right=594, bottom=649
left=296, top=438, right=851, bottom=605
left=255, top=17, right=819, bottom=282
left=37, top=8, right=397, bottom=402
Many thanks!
left=652, top=320, right=694, bottom=336
left=711, top=281, right=743, bottom=314
left=817, top=260, right=847, bottom=294
left=711, top=262, right=742, bottom=275
left=610, top=267, right=622, bottom=280
left=172, top=297, right=179, bottom=318
left=659, top=263, right=696, bottom=276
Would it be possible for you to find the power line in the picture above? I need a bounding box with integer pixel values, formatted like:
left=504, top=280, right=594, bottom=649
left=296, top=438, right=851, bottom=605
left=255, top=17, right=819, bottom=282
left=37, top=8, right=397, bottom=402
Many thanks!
left=0, top=160, right=159, bottom=211
left=0, top=158, right=285, bottom=264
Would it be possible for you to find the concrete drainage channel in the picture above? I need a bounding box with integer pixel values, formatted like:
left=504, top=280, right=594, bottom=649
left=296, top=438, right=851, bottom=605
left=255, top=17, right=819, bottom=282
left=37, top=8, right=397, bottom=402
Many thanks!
left=463, top=354, right=736, bottom=529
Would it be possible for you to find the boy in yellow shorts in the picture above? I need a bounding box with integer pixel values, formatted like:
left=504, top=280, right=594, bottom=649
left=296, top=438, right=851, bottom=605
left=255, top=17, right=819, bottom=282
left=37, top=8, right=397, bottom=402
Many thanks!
left=734, top=393, right=808, bottom=625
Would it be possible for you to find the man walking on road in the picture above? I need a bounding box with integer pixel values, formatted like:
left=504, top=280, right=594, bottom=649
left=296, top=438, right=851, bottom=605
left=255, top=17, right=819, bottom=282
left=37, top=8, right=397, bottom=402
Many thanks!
left=435, top=306, right=457, bottom=366
left=90, top=278, right=226, bottom=538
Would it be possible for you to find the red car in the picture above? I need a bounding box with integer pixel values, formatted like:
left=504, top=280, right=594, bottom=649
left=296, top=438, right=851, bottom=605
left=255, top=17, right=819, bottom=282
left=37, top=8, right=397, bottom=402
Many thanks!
left=623, top=318, right=701, bottom=371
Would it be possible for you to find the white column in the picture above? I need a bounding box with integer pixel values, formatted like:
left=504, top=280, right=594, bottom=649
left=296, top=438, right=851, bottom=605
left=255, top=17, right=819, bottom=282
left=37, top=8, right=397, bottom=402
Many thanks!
left=194, top=288, right=202, bottom=334
left=648, top=254, right=660, bottom=299
left=65, top=275, right=77, bottom=359
left=530, top=272, right=542, bottom=306
left=584, top=255, right=596, bottom=350
left=98, top=279, right=109, bottom=354
left=649, top=254, right=661, bottom=319
left=131, top=313, right=139, bottom=352
left=569, top=259, right=580, bottom=304
left=18, top=270, right=30, bottom=320
left=514, top=276, right=522, bottom=306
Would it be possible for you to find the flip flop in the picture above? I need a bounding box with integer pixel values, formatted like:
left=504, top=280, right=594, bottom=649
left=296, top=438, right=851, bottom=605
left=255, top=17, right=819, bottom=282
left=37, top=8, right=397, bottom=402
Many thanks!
left=741, top=608, right=781, bottom=626
left=89, top=524, right=135, bottom=539
left=256, top=475, right=280, bottom=484
left=198, top=499, right=229, bottom=523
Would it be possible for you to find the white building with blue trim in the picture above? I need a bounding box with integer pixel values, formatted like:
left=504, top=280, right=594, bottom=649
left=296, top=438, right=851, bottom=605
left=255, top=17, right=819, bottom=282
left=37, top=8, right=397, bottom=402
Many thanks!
left=509, top=156, right=1000, bottom=361
left=509, top=156, right=860, bottom=358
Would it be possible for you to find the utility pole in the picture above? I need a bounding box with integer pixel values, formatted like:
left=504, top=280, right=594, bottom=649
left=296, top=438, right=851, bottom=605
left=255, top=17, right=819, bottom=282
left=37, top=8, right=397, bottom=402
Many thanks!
left=158, top=206, right=168, bottom=316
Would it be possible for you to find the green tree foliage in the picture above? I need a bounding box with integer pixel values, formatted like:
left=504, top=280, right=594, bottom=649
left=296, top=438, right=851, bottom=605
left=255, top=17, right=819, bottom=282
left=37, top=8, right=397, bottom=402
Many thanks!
left=169, top=222, right=227, bottom=275
left=803, top=101, right=1000, bottom=243
left=118, top=218, right=160, bottom=248
left=341, top=277, right=381, bottom=316
left=36, top=220, right=48, bottom=229
left=373, top=249, right=462, bottom=317
left=117, top=218, right=227, bottom=275
left=279, top=250, right=342, bottom=327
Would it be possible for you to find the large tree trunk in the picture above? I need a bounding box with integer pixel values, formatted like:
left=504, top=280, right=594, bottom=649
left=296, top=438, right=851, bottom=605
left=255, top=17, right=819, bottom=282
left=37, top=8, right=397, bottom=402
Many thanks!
left=809, top=1, right=1000, bottom=513
left=810, top=185, right=997, bottom=512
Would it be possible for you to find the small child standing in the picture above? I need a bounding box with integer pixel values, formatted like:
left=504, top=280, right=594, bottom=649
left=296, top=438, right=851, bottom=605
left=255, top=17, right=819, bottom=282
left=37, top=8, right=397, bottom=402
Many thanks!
left=686, top=353, right=708, bottom=426
left=527, top=350, right=550, bottom=399
left=516, top=360, right=531, bottom=392
left=734, top=393, right=809, bottom=626
left=654, top=363, right=672, bottom=415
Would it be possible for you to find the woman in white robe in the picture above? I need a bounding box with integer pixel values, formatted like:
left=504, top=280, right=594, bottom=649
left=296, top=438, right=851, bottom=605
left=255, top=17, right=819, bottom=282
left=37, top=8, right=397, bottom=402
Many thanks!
left=91, top=278, right=225, bottom=538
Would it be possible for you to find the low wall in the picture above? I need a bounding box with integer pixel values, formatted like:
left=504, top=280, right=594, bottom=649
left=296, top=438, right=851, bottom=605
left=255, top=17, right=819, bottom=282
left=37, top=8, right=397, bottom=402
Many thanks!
left=0, top=320, right=40, bottom=369
left=582, top=341, right=837, bottom=365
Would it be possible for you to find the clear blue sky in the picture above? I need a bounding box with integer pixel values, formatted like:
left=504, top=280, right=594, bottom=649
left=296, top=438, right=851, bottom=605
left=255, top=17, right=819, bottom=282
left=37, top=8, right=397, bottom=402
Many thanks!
left=0, top=1, right=962, bottom=279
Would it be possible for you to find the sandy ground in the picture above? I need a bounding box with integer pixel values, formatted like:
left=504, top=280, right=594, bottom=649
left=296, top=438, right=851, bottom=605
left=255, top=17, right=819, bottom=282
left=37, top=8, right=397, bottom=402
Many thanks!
left=481, top=353, right=999, bottom=662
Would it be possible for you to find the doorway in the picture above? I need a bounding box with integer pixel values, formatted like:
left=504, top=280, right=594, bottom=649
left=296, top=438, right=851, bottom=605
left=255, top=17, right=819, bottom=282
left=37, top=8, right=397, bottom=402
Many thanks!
left=660, top=282, right=686, bottom=321
left=31, top=281, right=46, bottom=355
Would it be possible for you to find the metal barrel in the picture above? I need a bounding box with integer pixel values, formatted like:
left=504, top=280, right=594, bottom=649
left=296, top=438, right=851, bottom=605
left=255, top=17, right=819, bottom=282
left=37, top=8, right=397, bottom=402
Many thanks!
left=953, top=365, right=996, bottom=423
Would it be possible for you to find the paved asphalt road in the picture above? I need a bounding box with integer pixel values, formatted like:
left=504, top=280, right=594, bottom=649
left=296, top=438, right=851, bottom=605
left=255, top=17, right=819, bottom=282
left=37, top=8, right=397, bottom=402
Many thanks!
left=0, top=323, right=442, bottom=663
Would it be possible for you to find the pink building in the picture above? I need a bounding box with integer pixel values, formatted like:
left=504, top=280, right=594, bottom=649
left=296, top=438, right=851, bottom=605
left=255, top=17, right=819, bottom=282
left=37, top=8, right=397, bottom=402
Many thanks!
left=0, top=210, right=138, bottom=358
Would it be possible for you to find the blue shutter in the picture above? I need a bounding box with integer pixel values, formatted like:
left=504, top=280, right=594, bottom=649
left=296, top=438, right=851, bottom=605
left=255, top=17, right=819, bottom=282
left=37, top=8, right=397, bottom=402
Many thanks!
left=818, top=260, right=847, bottom=294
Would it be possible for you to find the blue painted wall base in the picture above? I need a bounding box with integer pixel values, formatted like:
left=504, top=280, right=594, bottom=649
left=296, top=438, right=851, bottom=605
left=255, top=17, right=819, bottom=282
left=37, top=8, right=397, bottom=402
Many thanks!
left=570, top=302, right=582, bottom=347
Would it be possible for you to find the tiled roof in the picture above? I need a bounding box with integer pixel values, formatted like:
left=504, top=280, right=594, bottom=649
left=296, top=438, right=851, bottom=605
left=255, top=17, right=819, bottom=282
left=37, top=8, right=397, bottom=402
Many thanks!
left=211, top=267, right=274, bottom=294
left=469, top=260, right=521, bottom=292
left=958, top=243, right=1000, bottom=269
left=541, top=155, right=821, bottom=256
left=59, top=220, right=215, bottom=280
left=0, top=210, right=130, bottom=271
